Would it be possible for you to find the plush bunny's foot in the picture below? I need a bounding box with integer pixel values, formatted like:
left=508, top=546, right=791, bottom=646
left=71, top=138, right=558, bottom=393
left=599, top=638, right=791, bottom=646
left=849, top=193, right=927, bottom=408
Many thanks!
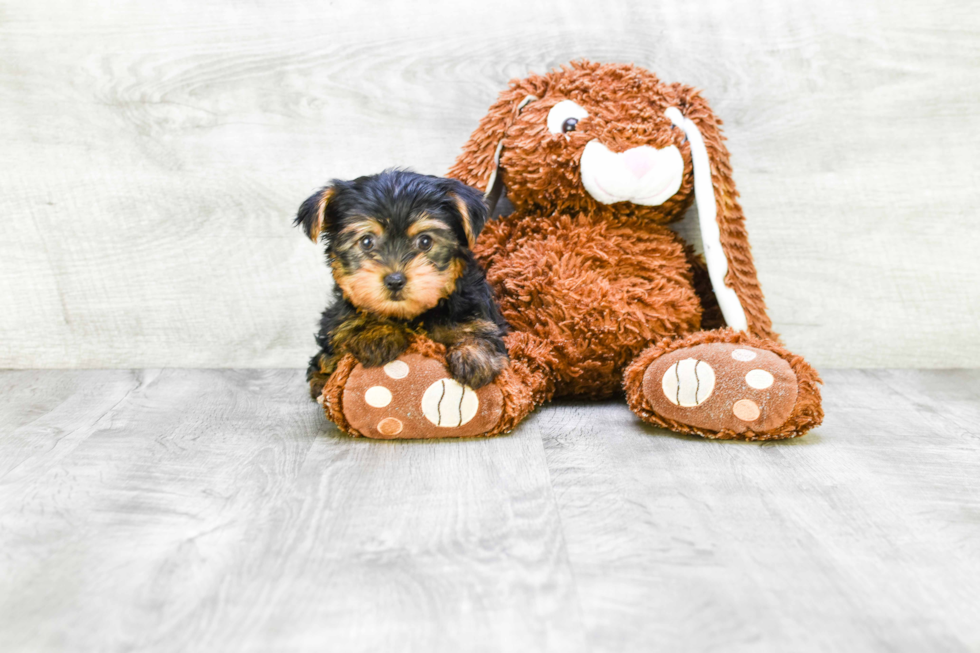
left=319, top=334, right=555, bottom=439
left=338, top=353, right=504, bottom=439
left=624, top=329, right=823, bottom=440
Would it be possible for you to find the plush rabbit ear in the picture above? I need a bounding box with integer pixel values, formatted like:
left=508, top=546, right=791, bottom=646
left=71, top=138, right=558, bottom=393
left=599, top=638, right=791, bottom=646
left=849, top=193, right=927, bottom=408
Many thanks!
left=665, top=94, right=776, bottom=340
left=447, top=82, right=543, bottom=214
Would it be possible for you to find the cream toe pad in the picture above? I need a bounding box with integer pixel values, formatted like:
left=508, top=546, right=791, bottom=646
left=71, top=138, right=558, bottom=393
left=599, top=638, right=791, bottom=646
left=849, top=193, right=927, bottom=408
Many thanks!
left=662, top=358, right=716, bottom=407
left=421, top=379, right=479, bottom=427
left=731, top=349, right=757, bottom=362
left=376, top=417, right=403, bottom=436
left=364, top=386, right=392, bottom=408
left=732, top=399, right=761, bottom=421
left=745, top=369, right=774, bottom=389
left=383, top=360, right=410, bottom=379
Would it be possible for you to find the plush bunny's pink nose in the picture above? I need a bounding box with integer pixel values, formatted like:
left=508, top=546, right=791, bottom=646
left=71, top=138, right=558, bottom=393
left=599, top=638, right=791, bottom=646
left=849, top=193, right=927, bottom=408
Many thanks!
left=622, top=147, right=658, bottom=179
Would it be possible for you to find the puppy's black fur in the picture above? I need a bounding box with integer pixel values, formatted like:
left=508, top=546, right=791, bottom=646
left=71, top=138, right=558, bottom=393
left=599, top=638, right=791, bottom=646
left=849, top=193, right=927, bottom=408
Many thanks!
left=296, top=169, right=509, bottom=400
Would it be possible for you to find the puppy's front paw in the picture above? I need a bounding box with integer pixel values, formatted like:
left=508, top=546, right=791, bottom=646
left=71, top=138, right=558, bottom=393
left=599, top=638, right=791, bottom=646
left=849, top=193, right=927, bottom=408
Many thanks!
left=347, top=328, right=411, bottom=368
left=447, top=344, right=508, bottom=389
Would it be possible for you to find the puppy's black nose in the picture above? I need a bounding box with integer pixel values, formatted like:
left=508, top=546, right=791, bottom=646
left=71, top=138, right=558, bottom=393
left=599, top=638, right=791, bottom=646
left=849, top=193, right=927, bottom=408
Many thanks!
left=384, top=272, right=407, bottom=292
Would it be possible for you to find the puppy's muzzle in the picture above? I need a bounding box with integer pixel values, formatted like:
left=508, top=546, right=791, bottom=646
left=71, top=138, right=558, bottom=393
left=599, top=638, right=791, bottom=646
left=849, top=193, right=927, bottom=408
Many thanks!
left=384, top=272, right=407, bottom=292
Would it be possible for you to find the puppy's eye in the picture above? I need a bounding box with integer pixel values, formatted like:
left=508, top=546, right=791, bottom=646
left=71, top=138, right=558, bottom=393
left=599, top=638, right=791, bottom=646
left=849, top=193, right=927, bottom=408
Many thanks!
left=547, top=100, right=589, bottom=135
left=358, top=235, right=375, bottom=251
left=415, top=234, right=433, bottom=251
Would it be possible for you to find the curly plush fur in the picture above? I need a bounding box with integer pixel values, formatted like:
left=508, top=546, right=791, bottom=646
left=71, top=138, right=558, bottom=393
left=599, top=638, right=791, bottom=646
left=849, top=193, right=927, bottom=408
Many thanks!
left=450, top=61, right=822, bottom=438
left=623, top=329, right=823, bottom=440
left=320, top=61, right=823, bottom=440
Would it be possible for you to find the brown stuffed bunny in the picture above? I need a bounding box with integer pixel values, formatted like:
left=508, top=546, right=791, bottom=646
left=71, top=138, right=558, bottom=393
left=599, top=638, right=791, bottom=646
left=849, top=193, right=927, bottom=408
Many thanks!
left=320, top=61, right=823, bottom=441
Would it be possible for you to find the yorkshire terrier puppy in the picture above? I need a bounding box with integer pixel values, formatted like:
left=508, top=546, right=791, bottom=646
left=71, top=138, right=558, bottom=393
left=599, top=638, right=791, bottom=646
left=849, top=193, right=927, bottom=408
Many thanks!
left=296, top=169, right=509, bottom=400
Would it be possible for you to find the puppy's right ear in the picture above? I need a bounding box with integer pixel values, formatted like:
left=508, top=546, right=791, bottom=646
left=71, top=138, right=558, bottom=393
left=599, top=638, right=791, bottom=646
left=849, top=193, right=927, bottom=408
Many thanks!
left=294, top=186, right=335, bottom=243
left=443, top=178, right=490, bottom=247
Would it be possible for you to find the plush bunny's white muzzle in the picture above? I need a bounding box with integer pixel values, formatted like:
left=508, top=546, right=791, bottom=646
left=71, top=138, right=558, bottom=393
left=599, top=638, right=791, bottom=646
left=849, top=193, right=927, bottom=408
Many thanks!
left=578, top=109, right=749, bottom=333
left=580, top=141, right=684, bottom=206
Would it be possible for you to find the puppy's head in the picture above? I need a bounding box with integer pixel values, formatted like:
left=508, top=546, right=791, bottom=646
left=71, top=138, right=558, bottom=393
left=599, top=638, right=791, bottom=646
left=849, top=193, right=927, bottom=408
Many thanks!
left=296, top=169, right=488, bottom=320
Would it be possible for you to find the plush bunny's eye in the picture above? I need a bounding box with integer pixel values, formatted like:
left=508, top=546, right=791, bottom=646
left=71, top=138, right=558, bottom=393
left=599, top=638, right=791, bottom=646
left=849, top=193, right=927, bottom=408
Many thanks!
left=547, top=100, right=589, bottom=135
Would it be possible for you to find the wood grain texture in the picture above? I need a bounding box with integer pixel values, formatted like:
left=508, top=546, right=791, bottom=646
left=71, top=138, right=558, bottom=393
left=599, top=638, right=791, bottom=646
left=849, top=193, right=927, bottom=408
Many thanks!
left=540, top=370, right=980, bottom=652
left=1, top=0, right=978, bottom=368
left=1, top=369, right=978, bottom=651
left=0, top=370, right=586, bottom=653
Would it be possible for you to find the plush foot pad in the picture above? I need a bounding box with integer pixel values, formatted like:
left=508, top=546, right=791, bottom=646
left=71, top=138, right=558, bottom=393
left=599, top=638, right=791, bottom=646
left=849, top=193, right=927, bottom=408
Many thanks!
left=642, top=343, right=798, bottom=435
left=341, top=353, right=504, bottom=439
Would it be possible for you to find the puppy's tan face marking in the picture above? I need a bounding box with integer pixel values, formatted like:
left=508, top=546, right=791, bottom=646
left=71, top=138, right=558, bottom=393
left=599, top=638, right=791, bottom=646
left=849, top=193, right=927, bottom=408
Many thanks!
left=406, top=215, right=451, bottom=239
left=331, top=214, right=463, bottom=320
left=333, top=256, right=461, bottom=320
left=338, top=217, right=383, bottom=240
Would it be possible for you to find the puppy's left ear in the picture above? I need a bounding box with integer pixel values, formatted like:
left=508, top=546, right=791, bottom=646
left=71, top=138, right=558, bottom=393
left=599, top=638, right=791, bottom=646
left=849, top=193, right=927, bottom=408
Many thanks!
left=294, top=186, right=335, bottom=243
left=445, top=179, right=489, bottom=247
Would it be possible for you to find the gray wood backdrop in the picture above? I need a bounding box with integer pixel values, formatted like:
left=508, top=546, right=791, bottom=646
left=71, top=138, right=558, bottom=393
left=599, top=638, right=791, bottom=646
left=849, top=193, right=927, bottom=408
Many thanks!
left=2, top=0, right=977, bottom=369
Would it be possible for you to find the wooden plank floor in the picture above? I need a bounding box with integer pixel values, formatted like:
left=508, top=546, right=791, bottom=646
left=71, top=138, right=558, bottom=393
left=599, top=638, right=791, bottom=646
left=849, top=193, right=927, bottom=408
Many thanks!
left=1, top=369, right=978, bottom=652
